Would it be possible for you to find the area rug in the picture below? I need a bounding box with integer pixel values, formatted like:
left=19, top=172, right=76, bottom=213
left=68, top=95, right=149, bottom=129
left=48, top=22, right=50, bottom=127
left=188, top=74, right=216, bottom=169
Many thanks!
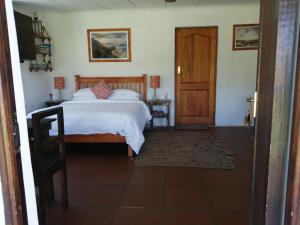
left=135, top=130, right=235, bottom=169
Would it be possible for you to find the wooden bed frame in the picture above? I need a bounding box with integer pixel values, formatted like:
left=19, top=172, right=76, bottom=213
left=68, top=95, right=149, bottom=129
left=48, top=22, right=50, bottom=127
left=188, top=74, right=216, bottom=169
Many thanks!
left=63, top=74, right=147, bottom=157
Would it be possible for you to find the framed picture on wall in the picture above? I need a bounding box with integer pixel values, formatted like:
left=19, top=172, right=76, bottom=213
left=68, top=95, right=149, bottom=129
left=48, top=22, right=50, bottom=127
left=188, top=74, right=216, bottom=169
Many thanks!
left=87, top=28, right=131, bottom=62
left=232, top=24, right=260, bottom=50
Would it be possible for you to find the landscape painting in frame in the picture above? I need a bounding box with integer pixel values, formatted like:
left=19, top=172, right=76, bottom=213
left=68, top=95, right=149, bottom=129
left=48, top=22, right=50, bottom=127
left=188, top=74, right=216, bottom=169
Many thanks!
left=87, top=28, right=131, bottom=62
left=232, top=24, right=260, bottom=50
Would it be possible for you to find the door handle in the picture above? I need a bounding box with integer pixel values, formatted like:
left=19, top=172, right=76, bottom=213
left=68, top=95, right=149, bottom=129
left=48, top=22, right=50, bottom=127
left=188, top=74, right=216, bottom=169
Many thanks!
left=177, top=66, right=181, bottom=75
left=253, top=91, right=257, bottom=118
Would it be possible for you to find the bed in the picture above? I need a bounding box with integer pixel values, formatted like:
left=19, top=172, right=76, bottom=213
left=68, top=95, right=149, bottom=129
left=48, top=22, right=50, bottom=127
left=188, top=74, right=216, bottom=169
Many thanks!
left=67, top=74, right=149, bottom=157
left=29, top=74, right=150, bottom=157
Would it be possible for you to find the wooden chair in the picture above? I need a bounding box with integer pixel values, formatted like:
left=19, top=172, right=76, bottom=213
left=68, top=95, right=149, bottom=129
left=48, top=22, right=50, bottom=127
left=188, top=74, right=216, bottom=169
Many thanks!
left=31, top=107, right=68, bottom=225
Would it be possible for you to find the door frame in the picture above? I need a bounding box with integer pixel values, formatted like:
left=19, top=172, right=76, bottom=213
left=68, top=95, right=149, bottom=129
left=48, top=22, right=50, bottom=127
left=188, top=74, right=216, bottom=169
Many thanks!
left=0, top=1, right=299, bottom=225
left=284, top=30, right=300, bottom=225
left=0, top=0, right=25, bottom=224
left=174, top=26, right=218, bottom=127
left=250, top=0, right=299, bottom=224
left=0, top=0, right=39, bottom=224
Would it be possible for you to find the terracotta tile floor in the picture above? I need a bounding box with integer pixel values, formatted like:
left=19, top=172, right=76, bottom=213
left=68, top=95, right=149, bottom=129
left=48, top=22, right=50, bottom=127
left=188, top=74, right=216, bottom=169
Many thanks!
left=48, top=127, right=254, bottom=225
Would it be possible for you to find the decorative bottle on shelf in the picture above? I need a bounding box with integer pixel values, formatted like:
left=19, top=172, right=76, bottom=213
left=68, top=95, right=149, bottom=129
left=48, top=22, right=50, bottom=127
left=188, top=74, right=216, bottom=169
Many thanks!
left=47, top=59, right=53, bottom=72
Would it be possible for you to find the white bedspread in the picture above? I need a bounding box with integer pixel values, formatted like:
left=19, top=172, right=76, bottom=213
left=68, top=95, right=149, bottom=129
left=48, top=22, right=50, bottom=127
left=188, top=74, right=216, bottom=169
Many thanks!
left=27, top=100, right=152, bottom=154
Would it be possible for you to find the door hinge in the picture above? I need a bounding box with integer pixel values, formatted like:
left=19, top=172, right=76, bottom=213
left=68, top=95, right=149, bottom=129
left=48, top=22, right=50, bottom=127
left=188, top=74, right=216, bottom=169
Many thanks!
left=12, top=113, right=21, bottom=153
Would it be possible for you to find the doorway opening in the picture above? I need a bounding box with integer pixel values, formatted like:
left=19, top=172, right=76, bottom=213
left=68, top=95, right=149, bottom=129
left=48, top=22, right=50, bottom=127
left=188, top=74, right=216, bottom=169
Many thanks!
left=1, top=0, right=299, bottom=225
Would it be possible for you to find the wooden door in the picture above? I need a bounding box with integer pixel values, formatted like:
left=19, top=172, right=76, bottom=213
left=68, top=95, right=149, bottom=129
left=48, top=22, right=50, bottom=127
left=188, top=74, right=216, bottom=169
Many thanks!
left=175, top=27, right=217, bottom=128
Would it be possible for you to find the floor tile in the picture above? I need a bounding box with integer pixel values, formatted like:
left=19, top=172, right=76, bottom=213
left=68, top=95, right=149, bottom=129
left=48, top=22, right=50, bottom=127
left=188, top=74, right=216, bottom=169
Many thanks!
left=221, top=143, right=249, bottom=154
left=233, top=159, right=253, bottom=170
left=61, top=184, right=87, bottom=206
left=214, top=212, right=249, bottom=225
left=165, top=187, right=210, bottom=209
left=237, top=170, right=253, bottom=189
left=91, top=168, right=131, bottom=185
left=98, top=157, right=134, bottom=170
left=166, top=167, right=204, bottom=187
left=233, top=152, right=254, bottom=162
left=66, top=167, right=98, bottom=185
left=244, top=142, right=255, bottom=151
left=53, top=172, right=90, bottom=206
left=112, top=208, right=162, bottom=225
left=207, top=189, right=250, bottom=211
left=208, top=127, right=250, bottom=138
left=165, top=211, right=214, bottom=225
left=46, top=127, right=254, bottom=225
left=48, top=206, right=114, bottom=225
left=128, top=168, right=165, bottom=186
left=81, top=185, right=123, bottom=207
left=67, top=155, right=102, bottom=166
left=202, top=170, right=243, bottom=188
left=120, top=186, right=164, bottom=208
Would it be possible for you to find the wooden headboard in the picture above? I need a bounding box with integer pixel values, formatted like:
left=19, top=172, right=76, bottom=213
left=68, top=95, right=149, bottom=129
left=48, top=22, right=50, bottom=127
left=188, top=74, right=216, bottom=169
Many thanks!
left=74, top=74, right=147, bottom=101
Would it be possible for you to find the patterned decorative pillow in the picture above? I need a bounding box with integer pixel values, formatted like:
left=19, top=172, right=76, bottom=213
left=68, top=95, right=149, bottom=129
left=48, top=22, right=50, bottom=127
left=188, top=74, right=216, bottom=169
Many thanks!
left=91, top=81, right=112, bottom=99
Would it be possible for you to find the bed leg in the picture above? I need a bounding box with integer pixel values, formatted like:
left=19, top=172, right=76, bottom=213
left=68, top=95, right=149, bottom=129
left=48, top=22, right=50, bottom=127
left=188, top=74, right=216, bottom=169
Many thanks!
left=128, top=146, right=134, bottom=158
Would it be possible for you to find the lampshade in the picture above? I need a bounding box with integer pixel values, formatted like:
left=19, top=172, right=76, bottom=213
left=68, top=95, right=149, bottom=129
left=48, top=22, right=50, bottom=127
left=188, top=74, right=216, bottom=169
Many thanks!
left=54, top=77, right=65, bottom=90
left=150, top=75, right=160, bottom=89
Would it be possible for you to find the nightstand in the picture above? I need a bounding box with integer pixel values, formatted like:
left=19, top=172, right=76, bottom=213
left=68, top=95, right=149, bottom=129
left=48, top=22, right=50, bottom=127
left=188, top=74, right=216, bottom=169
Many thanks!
left=147, top=99, right=171, bottom=128
left=45, top=99, right=65, bottom=107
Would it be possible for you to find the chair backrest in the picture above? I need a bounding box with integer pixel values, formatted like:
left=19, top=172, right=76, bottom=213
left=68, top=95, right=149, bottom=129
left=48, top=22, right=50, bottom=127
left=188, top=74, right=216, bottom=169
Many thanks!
left=31, top=107, right=65, bottom=176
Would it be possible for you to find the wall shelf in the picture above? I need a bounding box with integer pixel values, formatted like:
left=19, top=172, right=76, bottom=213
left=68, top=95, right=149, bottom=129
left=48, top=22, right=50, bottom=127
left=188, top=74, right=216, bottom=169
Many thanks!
left=30, top=13, right=53, bottom=72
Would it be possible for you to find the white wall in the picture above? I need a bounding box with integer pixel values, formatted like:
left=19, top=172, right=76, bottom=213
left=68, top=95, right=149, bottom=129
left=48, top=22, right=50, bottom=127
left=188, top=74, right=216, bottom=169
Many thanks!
left=15, top=4, right=259, bottom=126
left=20, top=62, right=52, bottom=113
left=42, top=4, right=259, bottom=126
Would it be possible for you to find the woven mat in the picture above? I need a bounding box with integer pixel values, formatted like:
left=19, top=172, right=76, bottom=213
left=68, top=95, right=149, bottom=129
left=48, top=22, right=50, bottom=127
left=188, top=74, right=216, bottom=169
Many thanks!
left=135, top=130, right=235, bottom=169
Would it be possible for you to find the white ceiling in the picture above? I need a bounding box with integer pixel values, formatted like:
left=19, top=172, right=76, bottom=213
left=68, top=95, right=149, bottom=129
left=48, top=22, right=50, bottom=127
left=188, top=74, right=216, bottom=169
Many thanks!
left=13, top=0, right=258, bottom=12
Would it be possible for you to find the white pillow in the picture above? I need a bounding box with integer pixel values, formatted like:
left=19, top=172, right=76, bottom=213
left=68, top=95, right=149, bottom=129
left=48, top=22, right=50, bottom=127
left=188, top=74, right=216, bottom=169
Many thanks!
left=73, top=88, right=95, bottom=98
left=110, top=89, right=140, bottom=98
left=72, top=96, right=96, bottom=101
left=108, top=94, right=139, bottom=101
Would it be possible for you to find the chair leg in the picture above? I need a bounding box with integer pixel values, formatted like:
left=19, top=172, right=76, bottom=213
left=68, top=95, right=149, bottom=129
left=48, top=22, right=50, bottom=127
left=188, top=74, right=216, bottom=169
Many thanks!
left=38, top=185, right=47, bottom=225
left=128, top=146, right=134, bottom=158
left=47, top=177, right=55, bottom=203
left=60, top=166, right=68, bottom=208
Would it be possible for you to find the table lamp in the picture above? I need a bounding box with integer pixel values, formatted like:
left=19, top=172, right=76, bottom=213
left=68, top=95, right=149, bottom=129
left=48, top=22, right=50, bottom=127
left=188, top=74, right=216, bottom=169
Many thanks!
left=150, top=75, right=160, bottom=100
left=54, top=76, right=65, bottom=100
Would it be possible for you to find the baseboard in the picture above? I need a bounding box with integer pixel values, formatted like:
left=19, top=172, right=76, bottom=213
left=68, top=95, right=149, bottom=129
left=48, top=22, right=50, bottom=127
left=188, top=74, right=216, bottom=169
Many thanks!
left=175, top=125, right=209, bottom=130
